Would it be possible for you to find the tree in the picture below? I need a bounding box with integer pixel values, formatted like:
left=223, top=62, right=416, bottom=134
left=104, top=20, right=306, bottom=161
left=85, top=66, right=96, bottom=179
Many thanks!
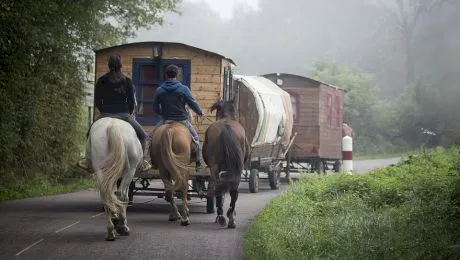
left=308, top=60, right=408, bottom=154
left=376, top=0, right=451, bottom=85
left=0, top=0, right=179, bottom=178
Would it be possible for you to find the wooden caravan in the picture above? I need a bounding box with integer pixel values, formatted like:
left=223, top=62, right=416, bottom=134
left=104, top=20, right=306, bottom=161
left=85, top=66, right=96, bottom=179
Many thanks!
left=261, top=73, right=346, bottom=173
left=93, top=41, right=235, bottom=209
left=93, top=41, right=235, bottom=142
left=232, top=75, right=296, bottom=191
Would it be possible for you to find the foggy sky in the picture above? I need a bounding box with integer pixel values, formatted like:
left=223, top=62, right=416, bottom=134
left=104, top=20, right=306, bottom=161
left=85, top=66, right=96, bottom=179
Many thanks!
left=130, top=0, right=459, bottom=98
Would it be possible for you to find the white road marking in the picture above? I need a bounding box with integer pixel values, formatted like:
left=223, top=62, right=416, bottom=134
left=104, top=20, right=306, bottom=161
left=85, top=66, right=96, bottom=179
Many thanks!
left=15, top=238, right=44, bottom=256
left=91, top=212, right=104, bottom=218
left=55, top=221, right=80, bottom=233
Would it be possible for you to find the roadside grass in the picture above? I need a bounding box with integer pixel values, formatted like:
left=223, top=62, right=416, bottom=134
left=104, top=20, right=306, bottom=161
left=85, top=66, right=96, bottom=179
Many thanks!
left=0, top=167, right=96, bottom=202
left=244, top=146, right=460, bottom=260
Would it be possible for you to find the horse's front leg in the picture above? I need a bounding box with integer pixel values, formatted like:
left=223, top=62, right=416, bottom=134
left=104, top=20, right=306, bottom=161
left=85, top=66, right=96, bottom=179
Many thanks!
left=227, top=187, right=238, bottom=229
left=180, top=184, right=190, bottom=226
left=104, top=205, right=116, bottom=241
left=162, top=174, right=181, bottom=222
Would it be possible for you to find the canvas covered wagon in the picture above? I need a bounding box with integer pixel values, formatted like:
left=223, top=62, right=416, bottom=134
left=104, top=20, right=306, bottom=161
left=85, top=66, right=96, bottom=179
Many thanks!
left=92, top=41, right=235, bottom=212
left=231, top=75, right=297, bottom=192
left=262, top=73, right=347, bottom=174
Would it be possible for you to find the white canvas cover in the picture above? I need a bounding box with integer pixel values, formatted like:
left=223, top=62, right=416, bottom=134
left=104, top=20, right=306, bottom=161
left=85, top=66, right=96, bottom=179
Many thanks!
left=234, top=75, right=292, bottom=147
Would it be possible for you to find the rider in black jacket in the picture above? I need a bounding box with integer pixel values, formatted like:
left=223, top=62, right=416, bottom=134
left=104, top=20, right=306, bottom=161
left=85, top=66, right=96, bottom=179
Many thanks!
left=77, top=54, right=152, bottom=172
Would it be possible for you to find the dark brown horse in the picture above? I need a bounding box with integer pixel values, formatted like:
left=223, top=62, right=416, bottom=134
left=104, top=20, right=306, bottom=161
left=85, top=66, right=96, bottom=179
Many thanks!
left=203, top=98, right=250, bottom=228
left=150, top=122, right=194, bottom=226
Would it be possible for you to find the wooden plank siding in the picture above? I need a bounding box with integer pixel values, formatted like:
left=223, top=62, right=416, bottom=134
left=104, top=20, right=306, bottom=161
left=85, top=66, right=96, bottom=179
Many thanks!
left=261, top=73, right=345, bottom=160
left=93, top=42, right=234, bottom=151
left=318, top=84, right=344, bottom=159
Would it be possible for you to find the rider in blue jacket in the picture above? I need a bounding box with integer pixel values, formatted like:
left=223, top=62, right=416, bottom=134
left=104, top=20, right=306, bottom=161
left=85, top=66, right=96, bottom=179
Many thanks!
left=150, top=64, right=204, bottom=172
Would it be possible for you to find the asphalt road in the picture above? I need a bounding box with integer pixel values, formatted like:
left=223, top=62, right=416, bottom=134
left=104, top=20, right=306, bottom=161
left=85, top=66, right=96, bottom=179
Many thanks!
left=0, top=158, right=399, bottom=260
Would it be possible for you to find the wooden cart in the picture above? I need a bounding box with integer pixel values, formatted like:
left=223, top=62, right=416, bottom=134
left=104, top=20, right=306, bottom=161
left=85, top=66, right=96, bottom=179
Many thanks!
left=231, top=75, right=296, bottom=192
left=262, top=73, right=347, bottom=174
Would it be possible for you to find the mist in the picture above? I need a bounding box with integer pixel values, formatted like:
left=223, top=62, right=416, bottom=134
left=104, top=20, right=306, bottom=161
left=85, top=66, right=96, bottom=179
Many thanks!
left=131, top=0, right=459, bottom=99
left=130, top=0, right=460, bottom=150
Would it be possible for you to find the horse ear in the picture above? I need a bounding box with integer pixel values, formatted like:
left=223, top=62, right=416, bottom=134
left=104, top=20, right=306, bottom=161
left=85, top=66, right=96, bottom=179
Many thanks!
left=210, top=99, right=220, bottom=113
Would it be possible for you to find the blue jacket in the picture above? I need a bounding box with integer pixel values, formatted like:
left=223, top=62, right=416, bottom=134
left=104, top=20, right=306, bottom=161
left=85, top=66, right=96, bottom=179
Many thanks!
left=152, top=80, right=203, bottom=121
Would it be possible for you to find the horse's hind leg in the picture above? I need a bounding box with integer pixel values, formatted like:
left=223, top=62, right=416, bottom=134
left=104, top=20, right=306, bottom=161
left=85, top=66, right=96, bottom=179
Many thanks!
left=180, top=185, right=190, bottom=226
left=215, top=188, right=227, bottom=227
left=104, top=205, right=116, bottom=241
left=227, top=186, right=239, bottom=229
left=115, top=170, right=134, bottom=236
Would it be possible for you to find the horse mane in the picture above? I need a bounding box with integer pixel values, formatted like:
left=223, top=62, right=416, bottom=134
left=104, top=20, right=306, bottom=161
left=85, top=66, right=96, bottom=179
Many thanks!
left=210, top=99, right=236, bottom=120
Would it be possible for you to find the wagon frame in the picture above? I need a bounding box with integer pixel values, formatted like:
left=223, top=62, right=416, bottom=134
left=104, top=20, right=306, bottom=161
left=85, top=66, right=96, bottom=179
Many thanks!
left=242, top=132, right=297, bottom=193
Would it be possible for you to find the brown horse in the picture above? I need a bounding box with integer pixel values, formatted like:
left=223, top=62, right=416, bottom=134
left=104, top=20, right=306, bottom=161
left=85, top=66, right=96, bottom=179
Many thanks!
left=150, top=122, right=195, bottom=226
left=203, top=98, right=250, bottom=228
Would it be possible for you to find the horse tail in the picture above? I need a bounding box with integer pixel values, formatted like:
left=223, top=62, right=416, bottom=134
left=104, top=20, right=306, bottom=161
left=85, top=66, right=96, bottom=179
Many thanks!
left=220, top=123, right=244, bottom=174
left=99, top=123, right=126, bottom=215
left=160, top=125, right=188, bottom=191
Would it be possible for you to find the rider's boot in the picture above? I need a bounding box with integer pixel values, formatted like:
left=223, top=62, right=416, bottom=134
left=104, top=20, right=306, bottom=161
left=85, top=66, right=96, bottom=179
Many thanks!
left=140, top=158, right=152, bottom=172
left=139, top=140, right=152, bottom=172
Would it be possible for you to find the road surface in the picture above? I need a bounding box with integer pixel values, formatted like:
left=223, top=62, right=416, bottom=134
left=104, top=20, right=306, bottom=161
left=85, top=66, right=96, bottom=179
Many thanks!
left=0, top=158, right=399, bottom=260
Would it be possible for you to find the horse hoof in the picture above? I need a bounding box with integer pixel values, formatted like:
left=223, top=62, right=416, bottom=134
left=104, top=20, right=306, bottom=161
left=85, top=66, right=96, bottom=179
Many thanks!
left=116, top=226, right=130, bottom=236
left=169, top=216, right=179, bottom=221
left=228, top=222, right=236, bottom=229
left=105, top=236, right=115, bottom=241
left=216, top=215, right=226, bottom=227
left=181, top=220, right=190, bottom=226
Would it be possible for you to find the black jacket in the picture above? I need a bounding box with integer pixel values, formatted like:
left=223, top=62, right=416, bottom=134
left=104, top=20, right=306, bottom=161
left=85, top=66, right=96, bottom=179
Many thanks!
left=94, top=71, right=135, bottom=115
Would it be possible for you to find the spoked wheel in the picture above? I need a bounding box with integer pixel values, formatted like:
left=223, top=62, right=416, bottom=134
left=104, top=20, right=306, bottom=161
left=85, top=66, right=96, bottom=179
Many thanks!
left=333, top=160, right=342, bottom=172
left=206, top=181, right=215, bottom=214
left=128, top=180, right=135, bottom=204
left=248, top=169, right=259, bottom=193
left=268, top=168, right=281, bottom=190
left=206, top=196, right=215, bottom=214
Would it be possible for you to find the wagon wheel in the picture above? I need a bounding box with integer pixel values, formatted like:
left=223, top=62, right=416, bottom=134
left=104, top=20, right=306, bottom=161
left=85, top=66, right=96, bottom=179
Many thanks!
left=192, top=178, right=207, bottom=194
left=318, top=160, right=326, bottom=174
left=268, top=167, right=281, bottom=190
left=333, top=160, right=342, bottom=173
left=249, top=169, right=259, bottom=193
left=206, top=180, right=215, bottom=214
left=128, top=180, right=135, bottom=204
left=284, top=152, right=292, bottom=184
left=206, top=196, right=215, bottom=214
left=312, top=159, right=325, bottom=174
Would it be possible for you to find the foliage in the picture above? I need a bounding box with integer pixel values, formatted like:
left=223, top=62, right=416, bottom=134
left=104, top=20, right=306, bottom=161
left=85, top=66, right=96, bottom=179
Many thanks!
left=0, top=1, right=179, bottom=182
left=0, top=168, right=96, bottom=202
left=244, top=146, right=460, bottom=259
left=309, top=60, right=414, bottom=155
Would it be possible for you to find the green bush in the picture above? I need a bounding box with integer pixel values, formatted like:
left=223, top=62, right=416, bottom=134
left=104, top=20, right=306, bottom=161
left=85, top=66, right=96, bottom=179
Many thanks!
left=244, top=147, right=460, bottom=260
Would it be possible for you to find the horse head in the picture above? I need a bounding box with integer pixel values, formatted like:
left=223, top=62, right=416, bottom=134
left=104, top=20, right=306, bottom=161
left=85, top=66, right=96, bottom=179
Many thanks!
left=210, top=98, right=236, bottom=120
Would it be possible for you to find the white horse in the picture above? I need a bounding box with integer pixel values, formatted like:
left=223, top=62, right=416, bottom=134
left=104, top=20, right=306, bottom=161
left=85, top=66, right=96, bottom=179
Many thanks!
left=86, top=117, right=143, bottom=241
